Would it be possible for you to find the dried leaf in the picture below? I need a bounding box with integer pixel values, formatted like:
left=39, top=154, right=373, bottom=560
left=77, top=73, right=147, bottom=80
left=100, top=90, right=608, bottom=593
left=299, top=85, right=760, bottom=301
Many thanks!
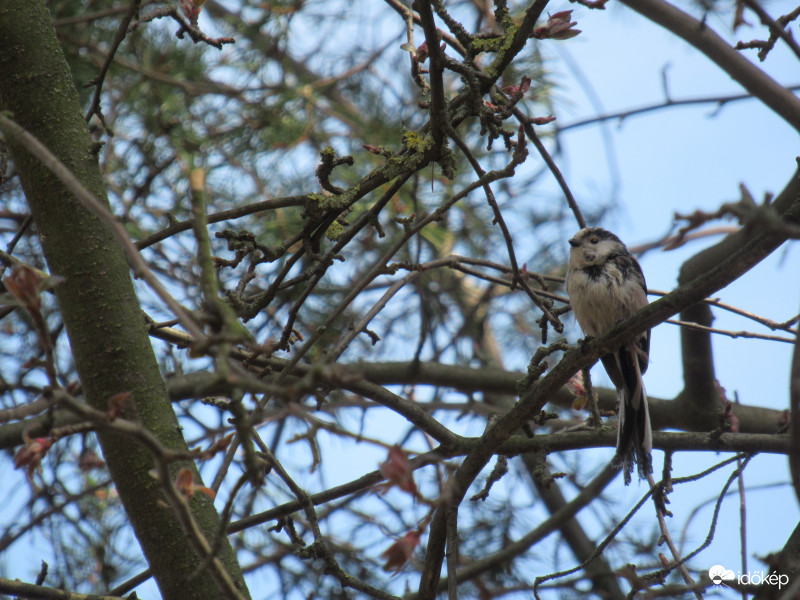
left=380, top=530, right=421, bottom=574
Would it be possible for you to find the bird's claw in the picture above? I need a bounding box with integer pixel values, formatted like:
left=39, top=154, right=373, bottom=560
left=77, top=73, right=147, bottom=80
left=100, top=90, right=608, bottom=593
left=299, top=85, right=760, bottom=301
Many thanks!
left=578, top=335, right=594, bottom=351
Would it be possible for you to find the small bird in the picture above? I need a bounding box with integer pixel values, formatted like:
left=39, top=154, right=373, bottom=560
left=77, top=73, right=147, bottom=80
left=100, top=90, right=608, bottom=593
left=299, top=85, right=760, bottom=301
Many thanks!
left=565, top=227, right=652, bottom=484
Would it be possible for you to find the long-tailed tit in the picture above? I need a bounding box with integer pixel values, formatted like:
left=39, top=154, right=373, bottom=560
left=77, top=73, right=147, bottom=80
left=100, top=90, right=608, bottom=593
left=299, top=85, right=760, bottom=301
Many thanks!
left=565, top=227, right=652, bottom=484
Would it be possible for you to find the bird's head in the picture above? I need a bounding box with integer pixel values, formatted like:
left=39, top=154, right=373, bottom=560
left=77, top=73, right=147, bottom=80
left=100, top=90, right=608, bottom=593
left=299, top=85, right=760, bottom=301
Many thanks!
left=568, top=227, right=626, bottom=268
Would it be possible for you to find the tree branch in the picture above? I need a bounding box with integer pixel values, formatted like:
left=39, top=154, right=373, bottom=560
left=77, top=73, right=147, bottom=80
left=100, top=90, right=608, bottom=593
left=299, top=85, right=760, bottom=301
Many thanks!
left=619, top=0, right=800, bottom=133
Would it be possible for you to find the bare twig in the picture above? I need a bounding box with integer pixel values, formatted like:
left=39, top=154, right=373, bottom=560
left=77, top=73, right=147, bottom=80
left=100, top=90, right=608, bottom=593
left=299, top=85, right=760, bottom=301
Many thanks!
left=534, top=454, right=751, bottom=598
left=84, top=0, right=142, bottom=129
left=556, top=85, right=800, bottom=134
left=0, top=578, right=126, bottom=600
left=131, top=5, right=235, bottom=49
left=135, top=196, right=307, bottom=250
left=646, top=472, right=701, bottom=599
left=447, top=126, right=560, bottom=329
left=666, top=318, right=797, bottom=344
left=737, top=0, right=800, bottom=62
left=517, top=115, right=585, bottom=229
left=619, top=0, right=800, bottom=133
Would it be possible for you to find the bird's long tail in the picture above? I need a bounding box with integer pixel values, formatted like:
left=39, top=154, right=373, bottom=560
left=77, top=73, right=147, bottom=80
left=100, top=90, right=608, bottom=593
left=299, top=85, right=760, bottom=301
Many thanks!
left=612, top=344, right=653, bottom=485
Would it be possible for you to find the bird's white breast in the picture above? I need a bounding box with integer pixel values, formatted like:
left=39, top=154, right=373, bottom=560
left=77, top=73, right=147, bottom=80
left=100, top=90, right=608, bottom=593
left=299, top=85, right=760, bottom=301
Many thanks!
left=566, top=262, right=644, bottom=337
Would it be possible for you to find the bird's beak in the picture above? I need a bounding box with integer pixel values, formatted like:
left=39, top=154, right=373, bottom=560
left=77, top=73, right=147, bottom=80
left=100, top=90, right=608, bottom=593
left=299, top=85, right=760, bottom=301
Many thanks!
left=568, top=238, right=579, bottom=248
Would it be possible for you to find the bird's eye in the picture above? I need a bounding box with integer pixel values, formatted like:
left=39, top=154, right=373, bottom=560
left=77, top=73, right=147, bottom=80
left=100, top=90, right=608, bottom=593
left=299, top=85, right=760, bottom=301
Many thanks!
left=589, top=236, right=598, bottom=244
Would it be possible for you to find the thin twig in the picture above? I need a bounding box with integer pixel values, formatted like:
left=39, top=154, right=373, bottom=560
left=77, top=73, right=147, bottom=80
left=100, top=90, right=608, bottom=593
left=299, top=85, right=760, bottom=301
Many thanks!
left=556, top=84, right=800, bottom=134
left=619, top=0, right=800, bottom=133
left=446, top=127, right=560, bottom=329
left=533, top=454, right=750, bottom=598
left=666, top=318, right=797, bottom=344
left=517, top=114, right=585, bottom=229
left=646, top=472, right=701, bottom=599
left=84, top=0, right=142, bottom=129
left=739, top=0, right=800, bottom=61
left=135, top=196, right=307, bottom=250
